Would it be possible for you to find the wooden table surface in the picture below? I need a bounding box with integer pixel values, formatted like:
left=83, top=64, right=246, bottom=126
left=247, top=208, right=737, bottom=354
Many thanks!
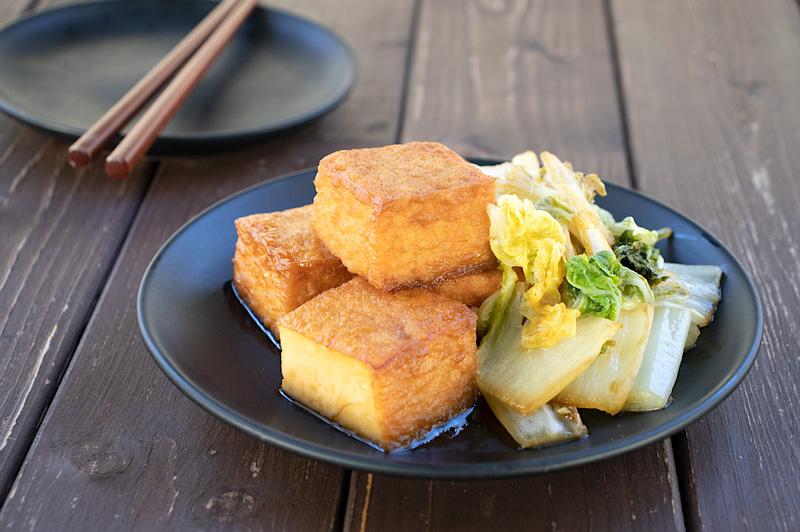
left=1, top=0, right=798, bottom=530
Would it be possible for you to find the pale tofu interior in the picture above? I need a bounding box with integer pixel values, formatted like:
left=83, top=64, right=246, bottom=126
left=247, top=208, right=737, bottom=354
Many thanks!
left=279, top=328, right=382, bottom=443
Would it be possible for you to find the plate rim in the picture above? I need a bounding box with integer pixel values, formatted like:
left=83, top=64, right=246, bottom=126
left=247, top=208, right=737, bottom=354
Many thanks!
left=137, top=164, right=763, bottom=479
left=0, top=0, right=357, bottom=150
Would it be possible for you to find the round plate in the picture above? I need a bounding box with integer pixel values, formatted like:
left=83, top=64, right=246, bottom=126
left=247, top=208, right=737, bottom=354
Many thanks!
left=137, top=165, right=762, bottom=479
left=0, top=1, right=356, bottom=155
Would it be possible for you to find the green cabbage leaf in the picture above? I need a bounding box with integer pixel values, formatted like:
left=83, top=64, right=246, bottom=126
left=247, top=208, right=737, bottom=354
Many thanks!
left=607, top=216, right=660, bottom=246
left=565, top=250, right=654, bottom=319
left=564, top=251, right=622, bottom=321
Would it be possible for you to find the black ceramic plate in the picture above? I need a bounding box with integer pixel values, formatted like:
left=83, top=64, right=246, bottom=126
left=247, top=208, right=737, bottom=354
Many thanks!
left=0, top=1, right=356, bottom=155
left=138, top=166, right=762, bottom=479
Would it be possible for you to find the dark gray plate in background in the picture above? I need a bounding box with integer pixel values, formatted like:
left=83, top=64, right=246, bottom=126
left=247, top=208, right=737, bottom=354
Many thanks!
left=0, top=1, right=356, bottom=155
left=137, top=164, right=762, bottom=479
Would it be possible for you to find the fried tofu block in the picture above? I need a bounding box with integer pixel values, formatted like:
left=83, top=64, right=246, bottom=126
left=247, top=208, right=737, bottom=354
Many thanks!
left=278, top=277, right=478, bottom=451
left=428, top=268, right=502, bottom=308
left=311, top=142, right=497, bottom=290
left=233, top=206, right=353, bottom=338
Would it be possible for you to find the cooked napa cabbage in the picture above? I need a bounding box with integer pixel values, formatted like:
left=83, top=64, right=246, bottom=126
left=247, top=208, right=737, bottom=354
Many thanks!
left=484, top=395, right=587, bottom=448
left=608, top=216, right=661, bottom=246
left=488, top=194, right=565, bottom=283
left=540, top=152, right=613, bottom=254
left=477, top=278, right=620, bottom=415
left=564, top=251, right=623, bottom=320
left=564, top=250, right=653, bottom=320
left=556, top=304, right=654, bottom=415
left=475, top=150, right=723, bottom=438
left=658, top=263, right=723, bottom=327
left=487, top=194, right=578, bottom=348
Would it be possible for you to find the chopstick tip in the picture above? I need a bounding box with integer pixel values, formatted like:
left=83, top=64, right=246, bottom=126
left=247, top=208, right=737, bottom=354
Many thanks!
left=105, top=156, right=131, bottom=179
left=67, top=146, right=92, bottom=168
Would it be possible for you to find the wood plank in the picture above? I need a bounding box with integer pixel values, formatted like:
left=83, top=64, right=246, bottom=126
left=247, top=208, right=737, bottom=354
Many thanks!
left=346, top=1, right=683, bottom=531
left=0, top=0, right=418, bottom=529
left=610, top=0, right=800, bottom=529
left=0, top=0, right=153, bottom=498
left=402, top=0, right=630, bottom=185
left=346, top=443, right=683, bottom=531
left=0, top=63, right=153, bottom=511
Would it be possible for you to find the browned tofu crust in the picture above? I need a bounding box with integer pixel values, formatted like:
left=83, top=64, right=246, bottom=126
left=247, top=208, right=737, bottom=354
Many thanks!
left=233, top=206, right=353, bottom=337
left=427, top=268, right=502, bottom=308
left=279, top=277, right=478, bottom=450
left=311, top=142, right=497, bottom=290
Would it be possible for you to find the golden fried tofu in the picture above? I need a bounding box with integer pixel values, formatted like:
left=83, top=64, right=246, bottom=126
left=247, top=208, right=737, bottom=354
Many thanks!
left=278, top=277, right=478, bottom=451
left=311, top=142, right=497, bottom=290
left=427, top=268, right=502, bottom=308
left=233, top=206, right=353, bottom=338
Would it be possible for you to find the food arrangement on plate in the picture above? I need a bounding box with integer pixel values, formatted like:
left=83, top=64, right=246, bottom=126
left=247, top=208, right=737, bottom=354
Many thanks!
left=231, top=141, right=722, bottom=452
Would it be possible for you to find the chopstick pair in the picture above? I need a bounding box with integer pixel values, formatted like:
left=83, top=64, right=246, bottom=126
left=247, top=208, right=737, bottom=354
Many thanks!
left=68, top=0, right=258, bottom=179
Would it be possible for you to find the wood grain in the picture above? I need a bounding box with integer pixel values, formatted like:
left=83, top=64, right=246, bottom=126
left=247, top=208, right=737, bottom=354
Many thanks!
left=346, top=443, right=683, bottom=532
left=403, top=0, right=630, bottom=185
left=3, top=0, right=799, bottom=529
left=0, top=121, right=153, bottom=502
left=344, top=1, right=683, bottom=531
left=0, top=0, right=418, bottom=529
left=0, top=0, right=151, bottom=500
left=610, top=0, right=800, bottom=529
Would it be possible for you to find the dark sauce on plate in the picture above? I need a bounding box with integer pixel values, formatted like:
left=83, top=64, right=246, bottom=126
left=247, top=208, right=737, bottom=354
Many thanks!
left=224, top=280, right=280, bottom=351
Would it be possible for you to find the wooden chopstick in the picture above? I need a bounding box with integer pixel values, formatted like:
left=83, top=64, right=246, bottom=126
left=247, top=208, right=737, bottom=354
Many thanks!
left=105, top=0, right=258, bottom=179
left=67, top=0, right=245, bottom=169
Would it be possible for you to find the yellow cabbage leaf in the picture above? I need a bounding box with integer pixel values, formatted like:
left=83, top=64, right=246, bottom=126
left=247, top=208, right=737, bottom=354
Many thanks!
left=488, top=194, right=564, bottom=281
left=488, top=194, right=579, bottom=349
left=521, top=301, right=580, bottom=349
